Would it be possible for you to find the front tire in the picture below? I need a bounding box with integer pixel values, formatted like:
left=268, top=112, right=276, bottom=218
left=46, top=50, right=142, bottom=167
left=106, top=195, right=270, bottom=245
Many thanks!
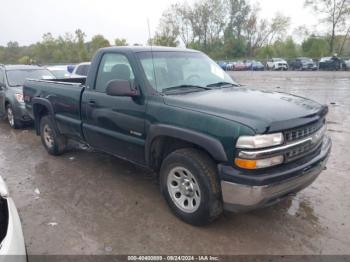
left=160, top=148, right=223, bottom=226
left=40, top=115, right=67, bottom=156
left=6, top=104, right=22, bottom=129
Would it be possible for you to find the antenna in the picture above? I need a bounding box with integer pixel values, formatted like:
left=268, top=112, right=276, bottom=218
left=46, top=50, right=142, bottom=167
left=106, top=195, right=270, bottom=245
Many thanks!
left=147, top=18, right=152, bottom=47
left=147, top=18, right=158, bottom=92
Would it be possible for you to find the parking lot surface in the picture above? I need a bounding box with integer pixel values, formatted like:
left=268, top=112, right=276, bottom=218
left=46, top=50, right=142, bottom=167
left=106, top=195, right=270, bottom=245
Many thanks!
left=0, top=71, right=349, bottom=255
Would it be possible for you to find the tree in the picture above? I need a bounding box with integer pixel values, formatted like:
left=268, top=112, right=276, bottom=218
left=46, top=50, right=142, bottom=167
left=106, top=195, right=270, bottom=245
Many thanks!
left=0, top=47, right=5, bottom=62
left=75, top=29, right=89, bottom=62
left=114, top=38, right=129, bottom=46
left=302, top=36, right=330, bottom=57
left=33, top=33, right=57, bottom=63
left=338, top=25, right=350, bottom=54
left=305, top=0, right=350, bottom=54
left=0, top=30, right=122, bottom=64
left=4, top=41, right=21, bottom=63
left=223, top=36, right=246, bottom=58
left=56, top=33, right=76, bottom=62
left=89, top=35, right=110, bottom=57
left=256, top=45, right=275, bottom=60
left=149, top=7, right=180, bottom=47
left=150, top=33, right=179, bottom=47
left=273, top=37, right=299, bottom=58
left=226, top=0, right=251, bottom=38
left=153, top=0, right=227, bottom=50
left=283, top=37, right=299, bottom=58
left=18, top=56, right=31, bottom=64
left=245, top=12, right=290, bottom=57
left=189, top=0, right=227, bottom=50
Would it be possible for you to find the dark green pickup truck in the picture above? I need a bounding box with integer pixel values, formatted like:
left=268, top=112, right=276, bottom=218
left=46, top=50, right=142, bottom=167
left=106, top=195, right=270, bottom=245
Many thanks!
left=23, top=47, right=331, bottom=225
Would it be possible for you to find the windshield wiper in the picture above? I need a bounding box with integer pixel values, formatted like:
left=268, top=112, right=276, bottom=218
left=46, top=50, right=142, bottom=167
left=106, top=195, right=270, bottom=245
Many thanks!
left=206, top=82, right=240, bottom=88
left=162, top=85, right=212, bottom=94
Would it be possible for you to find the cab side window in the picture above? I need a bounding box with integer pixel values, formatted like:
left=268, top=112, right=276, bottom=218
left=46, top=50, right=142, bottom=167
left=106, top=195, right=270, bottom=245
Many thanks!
left=95, top=53, right=135, bottom=93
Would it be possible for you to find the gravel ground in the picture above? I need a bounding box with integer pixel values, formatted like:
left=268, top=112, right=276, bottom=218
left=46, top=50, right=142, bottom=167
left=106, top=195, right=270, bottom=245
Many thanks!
left=0, top=71, right=349, bottom=255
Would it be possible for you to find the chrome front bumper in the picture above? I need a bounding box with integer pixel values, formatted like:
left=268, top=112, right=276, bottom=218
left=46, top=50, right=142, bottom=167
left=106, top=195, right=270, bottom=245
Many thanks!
left=221, top=136, right=331, bottom=212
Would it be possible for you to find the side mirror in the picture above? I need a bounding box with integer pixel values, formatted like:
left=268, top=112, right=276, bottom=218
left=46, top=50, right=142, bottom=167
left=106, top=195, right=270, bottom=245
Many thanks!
left=106, top=79, right=139, bottom=97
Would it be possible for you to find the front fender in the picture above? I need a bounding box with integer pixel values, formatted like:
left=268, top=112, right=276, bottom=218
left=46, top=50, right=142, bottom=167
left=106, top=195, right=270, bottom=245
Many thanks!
left=145, top=124, right=228, bottom=166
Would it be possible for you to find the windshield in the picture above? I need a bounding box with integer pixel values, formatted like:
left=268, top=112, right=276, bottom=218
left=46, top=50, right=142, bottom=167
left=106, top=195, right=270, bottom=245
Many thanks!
left=137, top=51, right=238, bottom=93
left=6, top=69, right=55, bottom=86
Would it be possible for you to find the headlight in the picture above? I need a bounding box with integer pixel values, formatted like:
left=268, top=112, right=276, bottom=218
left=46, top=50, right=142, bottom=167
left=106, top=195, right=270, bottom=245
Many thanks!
left=15, top=93, right=24, bottom=103
left=235, top=155, right=284, bottom=169
left=236, top=133, right=284, bottom=149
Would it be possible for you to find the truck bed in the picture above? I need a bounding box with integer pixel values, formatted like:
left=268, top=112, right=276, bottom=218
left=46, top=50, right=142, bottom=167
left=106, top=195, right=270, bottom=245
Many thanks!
left=24, top=78, right=85, bottom=139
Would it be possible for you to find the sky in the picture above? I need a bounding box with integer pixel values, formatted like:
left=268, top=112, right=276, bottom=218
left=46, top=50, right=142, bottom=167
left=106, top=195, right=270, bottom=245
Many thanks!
left=0, top=0, right=319, bottom=46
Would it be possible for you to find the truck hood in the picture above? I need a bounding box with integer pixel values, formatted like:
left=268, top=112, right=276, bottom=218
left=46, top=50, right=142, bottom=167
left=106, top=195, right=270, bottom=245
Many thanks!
left=163, top=87, right=327, bottom=133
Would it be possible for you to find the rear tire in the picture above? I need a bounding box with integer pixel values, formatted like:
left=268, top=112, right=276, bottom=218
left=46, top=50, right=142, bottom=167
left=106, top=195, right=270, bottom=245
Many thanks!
left=40, top=115, right=67, bottom=156
left=160, top=148, right=223, bottom=226
left=6, top=104, right=22, bottom=129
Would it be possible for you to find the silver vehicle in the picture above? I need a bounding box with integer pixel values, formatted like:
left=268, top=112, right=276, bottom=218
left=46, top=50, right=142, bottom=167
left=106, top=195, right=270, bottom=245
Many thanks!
left=0, top=176, right=26, bottom=259
left=0, top=65, right=55, bottom=128
left=71, top=62, right=91, bottom=77
left=46, top=65, right=71, bottom=78
left=266, top=58, right=289, bottom=71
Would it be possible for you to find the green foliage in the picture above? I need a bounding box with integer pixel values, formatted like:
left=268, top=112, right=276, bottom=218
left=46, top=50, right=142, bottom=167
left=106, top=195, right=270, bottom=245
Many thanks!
left=0, top=30, right=123, bottom=64
left=150, top=0, right=349, bottom=60
left=89, top=35, right=110, bottom=57
left=2, top=41, right=21, bottom=63
left=18, top=56, right=31, bottom=64
left=304, top=0, right=350, bottom=53
left=256, top=45, right=276, bottom=60
left=114, top=38, right=129, bottom=46
left=223, top=35, right=247, bottom=58
left=302, top=36, right=330, bottom=58
left=0, top=2, right=349, bottom=65
left=273, top=37, right=299, bottom=59
left=152, top=0, right=293, bottom=60
left=150, top=33, right=178, bottom=47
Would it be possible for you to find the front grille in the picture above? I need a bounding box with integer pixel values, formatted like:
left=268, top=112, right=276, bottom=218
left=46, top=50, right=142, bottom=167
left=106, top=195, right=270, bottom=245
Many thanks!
left=284, top=119, right=325, bottom=142
left=285, top=140, right=322, bottom=162
left=283, top=119, right=326, bottom=162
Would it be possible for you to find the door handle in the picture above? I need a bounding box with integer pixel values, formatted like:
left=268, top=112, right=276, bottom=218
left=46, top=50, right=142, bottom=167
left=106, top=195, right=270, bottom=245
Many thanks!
left=88, top=100, right=96, bottom=107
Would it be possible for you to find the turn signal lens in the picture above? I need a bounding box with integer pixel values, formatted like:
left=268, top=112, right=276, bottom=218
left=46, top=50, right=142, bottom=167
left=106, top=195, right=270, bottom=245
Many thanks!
left=235, top=155, right=284, bottom=170
left=235, top=158, right=257, bottom=169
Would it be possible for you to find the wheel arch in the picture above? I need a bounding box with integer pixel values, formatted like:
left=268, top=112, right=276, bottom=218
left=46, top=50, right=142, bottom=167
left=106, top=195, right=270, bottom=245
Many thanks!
left=145, top=124, right=228, bottom=171
left=32, top=98, right=55, bottom=135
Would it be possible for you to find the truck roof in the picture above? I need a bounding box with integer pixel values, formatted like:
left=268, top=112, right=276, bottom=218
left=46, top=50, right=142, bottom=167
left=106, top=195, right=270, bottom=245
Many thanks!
left=99, top=46, right=199, bottom=53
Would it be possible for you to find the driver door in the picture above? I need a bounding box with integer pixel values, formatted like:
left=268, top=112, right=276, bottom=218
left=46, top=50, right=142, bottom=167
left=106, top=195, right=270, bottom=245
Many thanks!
left=81, top=52, right=147, bottom=165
